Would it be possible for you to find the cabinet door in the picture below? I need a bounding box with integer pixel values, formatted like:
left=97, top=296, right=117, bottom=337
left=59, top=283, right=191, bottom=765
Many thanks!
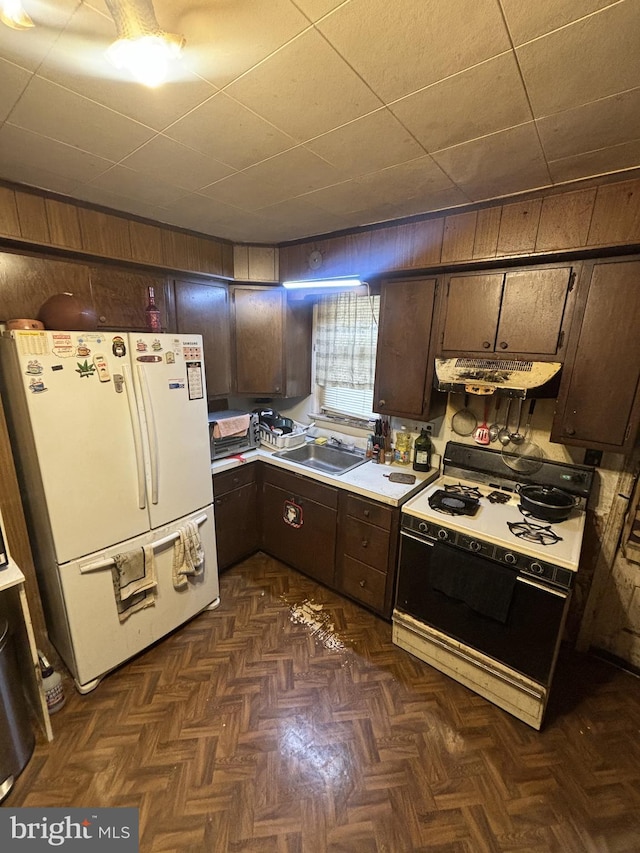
left=89, top=267, right=167, bottom=331
left=497, top=267, right=572, bottom=354
left=261, top=477, right=337, bottom=587
left=551, top=259, right=640, bottom=451
left=373, top=277, right=441, bottom=418
left=442, top=273, right=504, bottom=352
left=233, top=287, right=284, bottom=395
left=214, top=481, right=259, bottom=571
left=175, top=279, right=232, bottom=398
left=0, top=252, right=92, bottom=322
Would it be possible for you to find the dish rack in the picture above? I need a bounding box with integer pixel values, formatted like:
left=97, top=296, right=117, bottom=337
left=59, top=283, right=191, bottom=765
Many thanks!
left=259, top=423, right=309, bottom=450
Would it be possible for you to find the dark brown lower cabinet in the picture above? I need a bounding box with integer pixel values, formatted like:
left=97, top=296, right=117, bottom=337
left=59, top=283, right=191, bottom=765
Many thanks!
left=335, top=493, right=400, bottom=618
left=261, top=466, right=338, bottom=588
left=213, top=464, right=259, bottom=572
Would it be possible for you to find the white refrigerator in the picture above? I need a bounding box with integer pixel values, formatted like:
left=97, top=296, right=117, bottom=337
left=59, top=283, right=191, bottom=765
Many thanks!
left=0, top=329, right=219, bottom=693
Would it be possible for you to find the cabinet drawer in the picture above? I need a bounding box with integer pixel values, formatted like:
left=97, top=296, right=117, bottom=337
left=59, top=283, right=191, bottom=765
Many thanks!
left=213, top=464, right=256, bottom=496
left=263, top=466, right=338, bottom=510
left=340, top=556, right=387, bottom=612
left=344, top=494, right=393, bottom=531
left=342, top=518, right=390, bottom=573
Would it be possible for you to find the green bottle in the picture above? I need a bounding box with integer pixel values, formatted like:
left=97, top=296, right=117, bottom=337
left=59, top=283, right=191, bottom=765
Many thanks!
left=413, top=428, right=432, bottom=472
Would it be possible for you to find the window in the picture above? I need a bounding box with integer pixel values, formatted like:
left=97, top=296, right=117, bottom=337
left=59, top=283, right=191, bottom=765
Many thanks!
left=315, top=291, right=380, bottom=420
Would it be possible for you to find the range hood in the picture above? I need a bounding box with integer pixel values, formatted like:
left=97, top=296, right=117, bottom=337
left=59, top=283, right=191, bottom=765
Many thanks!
left=435, top=358, right=562, bottom=398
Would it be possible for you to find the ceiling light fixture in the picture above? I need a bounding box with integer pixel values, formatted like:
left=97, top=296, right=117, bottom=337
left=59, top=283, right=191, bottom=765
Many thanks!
left=104, top=0, right=184, bottom=88
left=282, top=276, right=364, bottom=290
left=0, top=0, right=34, bottom=29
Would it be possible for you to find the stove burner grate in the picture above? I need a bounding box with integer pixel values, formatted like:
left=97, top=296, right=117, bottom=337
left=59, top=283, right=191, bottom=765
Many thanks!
left=508, top=520, right=563, bottom=546
left=487, top=490, right=510, bottom=504
left=443, top=482, right=483, bottom=500
left=429, top=489, right=480, bottom=516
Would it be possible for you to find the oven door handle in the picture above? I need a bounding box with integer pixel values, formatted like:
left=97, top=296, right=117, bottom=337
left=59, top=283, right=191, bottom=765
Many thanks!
left=401, top=530, right=435, bottom=546
left=516, top=575, right=569, bottom=599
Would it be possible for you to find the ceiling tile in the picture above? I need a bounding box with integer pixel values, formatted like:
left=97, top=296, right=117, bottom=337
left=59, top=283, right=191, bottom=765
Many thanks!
left=500, top=0, right=617, bottom=46
left=120, top=136, right=235, bottom=191
left=73, top=183, right=169, bottom=223
left=225, top=29, right=383, bottom=142
left=0, top=59, right=32, bottom=123
left=87, top=165, right=189, bottom=207
left=154, top=0, right=311, bottom=88
left=240, top=147, right=344, bottom=197
left=37, top=2, right=220, bottom=133
left=259, top=195, right=352, bottom=233
left=432, top=123, right=551, bottom=201
left=0, top=158, right=81, bottom=197
left=0, top=0, right=78, bottom=71
left=297, top=180, right=379, bottom=215
left=304, top=108, right=426, bottom=176
left=384, top=187, right=471, bottom=219
left=9, top=76, right=155, bottom=162
left=390, top=52, right=532, bottom=153
left=317, top=0, right=511, bottom=102
left=199, top=171, right=293, bottom=212
left=353, top=155, right=459, bottom=206
left=0, top=124, right=113, bottom=184
left=292, top=1, right=348, bottom=22
left=548, top=140, right=640, bottom=183
left=538, top=88, right=640, bottom=161
left=517, top=2, right=640, bottom=116
left=165, top=93, right=297, bottom=170
left=159, top=193, right=244, bottom=232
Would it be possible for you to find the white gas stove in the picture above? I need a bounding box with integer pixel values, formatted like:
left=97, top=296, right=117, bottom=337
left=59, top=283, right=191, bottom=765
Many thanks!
left=393, top=441, right=595, bottom=729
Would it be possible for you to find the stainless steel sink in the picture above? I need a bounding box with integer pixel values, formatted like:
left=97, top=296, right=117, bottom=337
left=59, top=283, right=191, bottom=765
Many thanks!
left=272, top=443, right=367, bottom=475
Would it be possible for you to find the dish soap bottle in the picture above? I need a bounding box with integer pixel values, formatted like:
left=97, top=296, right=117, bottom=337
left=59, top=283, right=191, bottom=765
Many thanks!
left=145, top=286, right=162, bottom=332
left=395, top=426, right=412, bottom=465
left=413, top=427, right=432, bottom=472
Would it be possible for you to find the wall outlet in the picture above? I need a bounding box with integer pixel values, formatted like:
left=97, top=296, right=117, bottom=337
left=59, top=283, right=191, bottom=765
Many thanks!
left=584, top=449, right=603, bottom=467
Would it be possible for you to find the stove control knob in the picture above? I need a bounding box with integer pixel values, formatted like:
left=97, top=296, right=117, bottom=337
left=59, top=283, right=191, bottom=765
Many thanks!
left=437, top=529, right=449, bottom=541
left=418, top=522, right=428, bottom=533
left=504, top=552, right=517, bottom=565
left=530, top=562, right=544, bottom=574
left=469, top=540, right=481, bottom=552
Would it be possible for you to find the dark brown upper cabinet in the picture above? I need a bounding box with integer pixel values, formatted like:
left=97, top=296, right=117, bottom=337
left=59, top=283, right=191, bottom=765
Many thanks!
left=231, top=285, right=312, bottom=398
left=89, top=266, right=167, bottom=331
left=551, top=257, right=640, bottom=453
left=440, top=265, right=576, bottom=359
left=174, top=278, right=232, bottom=399
left=373, top=276, right=446, bottom=419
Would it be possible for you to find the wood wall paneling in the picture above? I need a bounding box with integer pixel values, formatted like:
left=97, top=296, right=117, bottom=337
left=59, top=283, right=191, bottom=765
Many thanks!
left=496, top=199, right=543, bottom=256
left=45, top=199, right=83, bottom=250
left=129, top=220, right=164, bottom=266
left=248, top=246, right=278, bottom=282
left=441, top=211, right=477, bottom=263
left=535, top=189, right=597, bottom=252
left=587, top=180, right=640, bottom=246
left=15, top=191, right=50, bottom=244
left=78, top=208, right=132, bottom=259
left=233, top=245, right=250, bottom=280
left=0, top=186, right=20, bottom=238
left=472, top=206, right=502, bottom=259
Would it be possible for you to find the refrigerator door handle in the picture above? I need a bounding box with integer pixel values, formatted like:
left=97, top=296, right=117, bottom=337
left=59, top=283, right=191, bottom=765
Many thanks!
left=122, top=364, right=146, bottom=510
left=137, top=364, right=159, bottom=505
left=79, top=513, right=208, bottom=573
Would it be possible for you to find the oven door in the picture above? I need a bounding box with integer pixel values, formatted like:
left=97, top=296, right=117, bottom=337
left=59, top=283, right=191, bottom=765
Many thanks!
left=396, top=531, right=570, bottom=685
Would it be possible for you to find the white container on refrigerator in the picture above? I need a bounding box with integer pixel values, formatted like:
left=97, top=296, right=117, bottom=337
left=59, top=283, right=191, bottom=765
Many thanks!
left=0, top=329, right=220, bottom=693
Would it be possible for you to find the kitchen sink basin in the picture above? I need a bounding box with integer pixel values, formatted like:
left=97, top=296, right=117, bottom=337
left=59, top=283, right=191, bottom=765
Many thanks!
left=272, top=443, right=367, bottom=475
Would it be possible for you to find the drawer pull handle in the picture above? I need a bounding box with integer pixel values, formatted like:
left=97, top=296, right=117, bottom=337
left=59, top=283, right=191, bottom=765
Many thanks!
left=361, top=539, right=368, bottom=548
left=359, top=579, right=366, bottom=588
left=363, top=510, right=370, bottom=517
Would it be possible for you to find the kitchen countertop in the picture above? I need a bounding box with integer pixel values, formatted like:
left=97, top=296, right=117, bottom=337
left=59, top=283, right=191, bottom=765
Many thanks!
left=211, top=447, right=440, bottom=507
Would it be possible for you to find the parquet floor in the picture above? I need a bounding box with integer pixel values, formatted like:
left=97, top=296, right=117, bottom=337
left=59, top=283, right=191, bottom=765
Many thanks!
left=6, top=553, right=640, bottom=852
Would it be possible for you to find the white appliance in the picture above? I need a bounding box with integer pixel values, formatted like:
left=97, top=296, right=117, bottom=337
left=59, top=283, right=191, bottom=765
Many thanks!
left=0, top=329, right=219, bottom=693
left=394, top=441, right=594, bottom=729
